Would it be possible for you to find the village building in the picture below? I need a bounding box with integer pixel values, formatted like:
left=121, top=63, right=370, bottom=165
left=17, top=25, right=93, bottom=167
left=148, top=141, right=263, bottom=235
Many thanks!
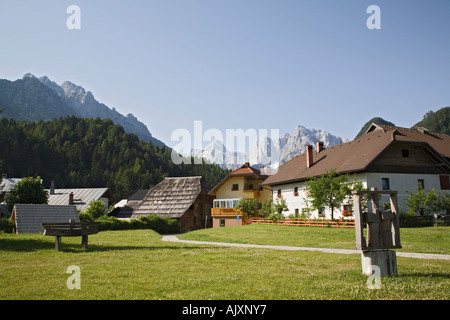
left=46, top=183, right=115, bottom=212
left=208, top=162, right=272, bottom=227
left=263, top=123, right=450, bottom=219
left=12, top=204, right=79, bottom=234
left=127, top=176, right=214, bottom=232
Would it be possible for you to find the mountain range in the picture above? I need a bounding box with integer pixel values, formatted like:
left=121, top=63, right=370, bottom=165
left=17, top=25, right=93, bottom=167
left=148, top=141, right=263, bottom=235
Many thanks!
left=194, top=125, right=349, bottom=170
left=0, top=73, right=448, bottom=172
left=0, top=73, right=165, bottom=147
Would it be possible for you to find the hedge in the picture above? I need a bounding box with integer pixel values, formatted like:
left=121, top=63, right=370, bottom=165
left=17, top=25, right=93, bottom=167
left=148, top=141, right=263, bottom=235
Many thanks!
left=399, top=215, right=433, bottom=228
left=95, top=214, right=180, bottom=234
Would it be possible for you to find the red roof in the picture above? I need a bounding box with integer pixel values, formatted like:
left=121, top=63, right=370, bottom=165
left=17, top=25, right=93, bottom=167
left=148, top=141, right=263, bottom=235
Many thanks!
left=209, top=162, right=268, bottom=195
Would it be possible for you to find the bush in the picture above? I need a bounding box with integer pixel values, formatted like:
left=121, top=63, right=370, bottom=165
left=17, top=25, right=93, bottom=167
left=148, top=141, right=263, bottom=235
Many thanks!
left=0, top=218, right=15, bottom=233
left=85, top=200, right=107, bottom=220
left=78, top=211, right=94, bottom=222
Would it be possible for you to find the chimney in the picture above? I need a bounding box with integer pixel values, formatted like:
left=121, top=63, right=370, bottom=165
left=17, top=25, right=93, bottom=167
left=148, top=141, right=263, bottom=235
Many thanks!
left=306, top=145, right=313, bottom=168
left=69, top=192, right=74, bottom=205
left=260, top=166, right=265, bottom=174
left=316, top=141, right=324, bottom=153
left=244, top=162, right=250, bottom=168
left=50, top=181, right=55, bottom=195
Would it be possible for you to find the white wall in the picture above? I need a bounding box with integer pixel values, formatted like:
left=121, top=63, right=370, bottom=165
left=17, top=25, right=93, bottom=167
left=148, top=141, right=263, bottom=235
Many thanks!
left=272, top=172, right=448, bottom=219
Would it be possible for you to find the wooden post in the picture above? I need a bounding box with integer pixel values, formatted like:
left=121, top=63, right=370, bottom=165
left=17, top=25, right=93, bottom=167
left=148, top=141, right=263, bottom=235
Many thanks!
left=55, top=236, right=61, bottom=251
left=352, top=192, right=365, bottom=250
left=390, top=192, right=401, bottom=248
left=81, top=235, right=88, bottom=249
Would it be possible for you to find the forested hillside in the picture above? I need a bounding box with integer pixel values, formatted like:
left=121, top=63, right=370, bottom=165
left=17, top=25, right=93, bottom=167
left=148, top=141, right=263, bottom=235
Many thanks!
left=0, top=116, right=229, bottom=200
left=413, top=107, right=450, bottom=135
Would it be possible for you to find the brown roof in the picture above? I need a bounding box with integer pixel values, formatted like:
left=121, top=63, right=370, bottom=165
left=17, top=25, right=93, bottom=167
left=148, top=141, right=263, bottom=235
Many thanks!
left=209, top=162, right=268, bottom=195
left=130, top=176, right=207, bottom=219
left=263, top=123, right=450, bottom=186
left=368, top=123, right=450, bottom=158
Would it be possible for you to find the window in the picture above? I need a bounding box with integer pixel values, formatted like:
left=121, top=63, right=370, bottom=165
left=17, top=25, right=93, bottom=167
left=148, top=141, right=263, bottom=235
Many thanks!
left=418, top=179, right=425, bottom=190
left=440, top=175, right=450, bottom=190
left=381, top=178, right=390, bottom=190
left=220, top=219, right=226, bottom=227
left=277, top=189, right=281, bottom=198
left=402, top=149, right=409, bottom=157
left=294, top=187, right=299, bottom=196
left=232, top=184, right=239, bottom=191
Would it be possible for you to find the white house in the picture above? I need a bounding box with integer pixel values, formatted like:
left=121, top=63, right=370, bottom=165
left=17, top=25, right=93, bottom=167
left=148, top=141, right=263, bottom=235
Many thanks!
left=263, top=123, right=450, bottom=219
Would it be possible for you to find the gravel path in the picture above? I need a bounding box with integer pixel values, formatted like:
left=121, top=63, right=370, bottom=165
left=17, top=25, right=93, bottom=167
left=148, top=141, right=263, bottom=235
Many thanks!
left=161, top=234, right=450, bottom=260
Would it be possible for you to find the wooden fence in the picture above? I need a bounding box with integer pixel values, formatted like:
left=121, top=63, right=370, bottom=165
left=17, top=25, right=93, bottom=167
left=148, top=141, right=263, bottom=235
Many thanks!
left=250, top=217, right=355, bottom=228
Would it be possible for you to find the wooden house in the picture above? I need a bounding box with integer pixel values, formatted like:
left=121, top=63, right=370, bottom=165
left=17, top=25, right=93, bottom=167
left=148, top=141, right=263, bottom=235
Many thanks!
left=130, top=176, right=214, bottom=232
left=208, top=162, right=272, bottom=227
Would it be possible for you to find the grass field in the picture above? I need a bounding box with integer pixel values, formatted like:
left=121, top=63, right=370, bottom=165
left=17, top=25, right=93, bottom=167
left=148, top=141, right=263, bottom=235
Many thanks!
left=0, top=226, right=449, bottom=300
left=178, top=224, right=450, bottom=254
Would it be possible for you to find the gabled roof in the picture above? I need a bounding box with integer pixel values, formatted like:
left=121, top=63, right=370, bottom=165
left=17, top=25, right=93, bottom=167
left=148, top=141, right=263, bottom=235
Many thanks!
left=46, top=188, right=114, bottom=212
left=263, top=123, right=450, bottom=186
left=12, top=204, right=79, bottom=234
left=131, top=176, right=208, bottom=219
left=366, top=123, right=450, bottom=159
left=209, top=163, right=268, bottom=195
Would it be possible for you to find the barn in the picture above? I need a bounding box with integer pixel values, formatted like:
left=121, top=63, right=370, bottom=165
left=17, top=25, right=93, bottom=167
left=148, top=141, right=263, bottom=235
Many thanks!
left=126, top=176, right=215, bottom=232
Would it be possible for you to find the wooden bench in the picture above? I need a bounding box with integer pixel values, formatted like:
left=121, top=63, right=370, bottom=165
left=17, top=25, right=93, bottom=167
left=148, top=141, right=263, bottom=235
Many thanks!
left=41, top=219, right=101, bottom=251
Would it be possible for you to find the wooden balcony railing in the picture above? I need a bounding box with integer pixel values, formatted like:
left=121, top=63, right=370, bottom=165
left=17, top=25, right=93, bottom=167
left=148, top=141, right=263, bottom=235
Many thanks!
left=211, top=207, right=238, bottom=216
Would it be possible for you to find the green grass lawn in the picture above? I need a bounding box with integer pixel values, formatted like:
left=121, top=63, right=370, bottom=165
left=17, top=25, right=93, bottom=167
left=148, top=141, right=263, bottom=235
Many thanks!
left=0, top=227, right=449, bottom=300
left=178, top=224, right=450, bottom=255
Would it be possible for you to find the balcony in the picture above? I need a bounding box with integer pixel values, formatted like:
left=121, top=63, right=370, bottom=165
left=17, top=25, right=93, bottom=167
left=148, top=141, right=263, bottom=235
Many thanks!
left=211, top=207, right=239, bottom=216
left=243, top=189, right=259, bottom=200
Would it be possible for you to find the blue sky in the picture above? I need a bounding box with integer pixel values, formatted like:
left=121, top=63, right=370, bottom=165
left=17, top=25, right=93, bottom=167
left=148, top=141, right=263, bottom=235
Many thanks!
left=1, top=0, right=449, bottom=148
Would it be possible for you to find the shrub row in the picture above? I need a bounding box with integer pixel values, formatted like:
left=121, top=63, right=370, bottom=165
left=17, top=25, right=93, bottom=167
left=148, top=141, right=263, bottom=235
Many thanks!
left=93, top=214, right=180, bottom=234
left=399, top=215, right=433, bottom=228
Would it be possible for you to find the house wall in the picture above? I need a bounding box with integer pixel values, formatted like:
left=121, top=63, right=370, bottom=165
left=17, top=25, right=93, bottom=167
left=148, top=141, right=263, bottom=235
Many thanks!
left=212, top=216, right=243, bottom=228
left=215, top=176, right=245, bottom=199
left=179, top=191, right=214, bottom=232
left=272, top=172, right=450, bottom=219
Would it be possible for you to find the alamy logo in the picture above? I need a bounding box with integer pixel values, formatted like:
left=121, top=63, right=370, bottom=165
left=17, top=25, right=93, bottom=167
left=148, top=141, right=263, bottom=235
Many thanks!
left=366, top=5, right=381, bottom=30
left=366, top=265, right=381, bottom=290
left=66, top=265, right=81, bottom=290
left=66, top=5, right=81, bottom=30
left=171, top=121, right=280, bottom=169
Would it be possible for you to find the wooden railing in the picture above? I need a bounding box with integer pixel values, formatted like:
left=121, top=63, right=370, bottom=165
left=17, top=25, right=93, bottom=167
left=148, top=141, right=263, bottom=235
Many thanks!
left=211, top=207, right=238, bottom=216
left=251, top=217, right=355, bottom=228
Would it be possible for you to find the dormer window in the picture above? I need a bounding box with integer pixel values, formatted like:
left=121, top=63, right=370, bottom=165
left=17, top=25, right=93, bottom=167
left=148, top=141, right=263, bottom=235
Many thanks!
left=402, top=149, right=409, bottom=157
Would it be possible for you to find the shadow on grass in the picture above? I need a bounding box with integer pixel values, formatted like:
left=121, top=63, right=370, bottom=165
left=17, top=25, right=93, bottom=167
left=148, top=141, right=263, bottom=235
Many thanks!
left=0, top=237, right=226, bottom=253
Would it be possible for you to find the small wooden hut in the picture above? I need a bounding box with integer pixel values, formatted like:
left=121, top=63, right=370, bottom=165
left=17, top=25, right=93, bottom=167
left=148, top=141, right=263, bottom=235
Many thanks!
left=130, top=176, right=214, bottom=232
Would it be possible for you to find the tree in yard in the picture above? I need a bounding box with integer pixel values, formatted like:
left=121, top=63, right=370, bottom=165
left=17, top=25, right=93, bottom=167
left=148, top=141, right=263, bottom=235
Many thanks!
left=305, top=169, right=352, bottom=219
left=404, top=188, right=443, bottom=216
left=235, top=198, right=260, bottom=218
left=268, top=196, right=289, bottom=221
left=261, top=199, right=274, bottom=217
left=5, top=176, right=49, bottom=214
left=84, top=199, right=107, bottom=220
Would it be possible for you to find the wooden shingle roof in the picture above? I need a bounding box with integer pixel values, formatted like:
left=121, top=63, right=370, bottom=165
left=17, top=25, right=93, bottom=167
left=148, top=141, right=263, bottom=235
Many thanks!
left=131, top=177, right=207, bottom=219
